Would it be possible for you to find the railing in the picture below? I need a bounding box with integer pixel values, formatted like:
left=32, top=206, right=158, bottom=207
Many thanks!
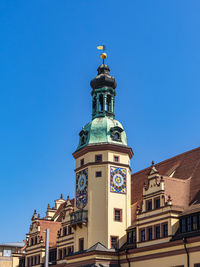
left=70, top=210, right=88, bottom=226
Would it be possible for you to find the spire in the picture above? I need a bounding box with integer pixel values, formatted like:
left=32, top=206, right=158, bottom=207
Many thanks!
left=90, top=51, right=117, bottom=120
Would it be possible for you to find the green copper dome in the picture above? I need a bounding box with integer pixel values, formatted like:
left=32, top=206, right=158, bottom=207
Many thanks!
left=75, top=62, right=128, bottom=152
left=76, top=117, right=127, bottom=151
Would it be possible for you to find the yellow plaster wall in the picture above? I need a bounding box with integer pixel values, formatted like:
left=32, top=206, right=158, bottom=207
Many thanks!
left=74, top=225, right=88, bottom=252
left=12, top=256, right=19, bottom=267
left=74, top=150, right=131, bottom=250
left=121, top=254, right=185, bottom=267
left=107, top=163, right=131, bottom=248
left=0, top=257, right=12, bottom=267
left=120, top=251, right=200, bottom=267
left=87, top=164, right=108, bottom=248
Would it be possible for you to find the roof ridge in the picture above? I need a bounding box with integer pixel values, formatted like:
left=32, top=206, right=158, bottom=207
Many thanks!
left=132, top=146, right=200, bottom=176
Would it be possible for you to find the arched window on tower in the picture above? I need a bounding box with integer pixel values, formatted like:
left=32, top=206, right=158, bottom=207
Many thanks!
left=81, top=135, right=85, bottom=145
left=99, top=94, right=103, bottom=112
left=92, top=96, right=96, bottom=114
left=106, top=95, right=111, bottom=112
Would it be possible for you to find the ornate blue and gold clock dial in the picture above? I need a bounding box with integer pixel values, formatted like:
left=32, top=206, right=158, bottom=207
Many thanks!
left=76, top=169, right=88, bottom=209
left=78, top=174, right=87, bottom=191
left=110, top=166, right=126, bottom=194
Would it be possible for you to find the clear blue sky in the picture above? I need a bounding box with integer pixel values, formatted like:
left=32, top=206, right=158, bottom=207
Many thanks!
left=1, top=0, right=200, bottom=242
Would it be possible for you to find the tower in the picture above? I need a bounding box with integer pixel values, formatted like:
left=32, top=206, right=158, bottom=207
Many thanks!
left=72, top=55, right=133, bottom=251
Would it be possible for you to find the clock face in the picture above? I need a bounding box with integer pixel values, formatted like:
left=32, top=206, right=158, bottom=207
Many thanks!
left=110, top=166, right=126, bottom=194
left=78, top=174, right=87, bottom=191
left=76, top=169, right=88, bottom=209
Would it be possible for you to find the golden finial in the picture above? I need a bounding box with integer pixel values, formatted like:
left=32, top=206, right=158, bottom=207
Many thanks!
left=97, top=44, right=107, bottom=64
left=100, top=52, right=107, bottom=60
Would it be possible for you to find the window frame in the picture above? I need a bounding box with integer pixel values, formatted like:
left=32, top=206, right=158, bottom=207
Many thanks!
left=80, top=158, right=84, bottom=167
left=110, top=235, right=119, bottom=249
left=95, top=154, right=102, bottom=162
left=63, top=227, right=67, bottom=236
left=162, top=222, right=168, bottom=237
left=146, top=199, right=152, bottom=211
left=114, top=208, right=122, bottom=222
left=68, top=226, right=72, bottom=235
left=113, top=155, right=119, bottom=162
left=154, top=197, right=161, bottom=209
left=79, top=238, right=84, bottom=251
left=155, top=224, right=161, bottom=239
left=140, top=228, right=146, bottom=242
left=96, top=171, right=102, bottom=178
left=147, top=227, right=153, bottom=241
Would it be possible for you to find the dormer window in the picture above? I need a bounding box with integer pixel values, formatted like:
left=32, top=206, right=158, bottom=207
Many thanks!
left=146, top=200, right=152, bottom=211
left=81, top=136, right=85, bottom=145
left=110, top=126, right=124, bottom=142
left=79, top=129, right=88, bottom=146
left=155, top=197, right=160, bottom=209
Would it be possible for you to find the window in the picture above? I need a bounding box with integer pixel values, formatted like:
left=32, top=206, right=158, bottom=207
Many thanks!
left=194, top=264, right=200, bottom=267
left=35, top=255, right=38, bottom=265
left=3, top=249, right=11, bottom=257
left=155, top=198, right=160, bottom=209
left=38, top=255, right=40, bottom=264
left=34, top=256, right=37, bottom=265
left=114, top=155, right=119, bottom=162
left=111, top=236, right=118, bottom=249
left=96, top=171, right=102, bottom=177
left=148, top=228, right=153, bottom=240
left=63, top=248, right=67, bottom=257
left=146, top=200, right=152, bottom=211
left=127, top=231, right=132, bottom=244
left=63, top=227, right=67, bottom=236
left=31, top=238, right=33, bottom=246
left=127, top=229, right=136, bottom=244
left=163, top=224, right=168, bottom=237
left=95, top=154, right=102, bottom=162
left=80, top=159, right=84, bottom=166
left=31, top=257, right=33, bottom=266
left=141, top=229, right=145, bottom=242
left=193, top=215, right=198, bottom=231
left=114, top=209, right=122, bottom=222
left=68, top=226, right=72, bottom=235
left=35, top=236, right=37, bottom=245
left=59, top=249, right=63, bottom=259
left=68, top=247, right=72, bottom=255
left=180, top=218, right=186, bottom=233
left=187, top=216, right=192, bottom=232
left=155, top=226, right=160, bottom=238
left=79, top=238, right=84, bottom=251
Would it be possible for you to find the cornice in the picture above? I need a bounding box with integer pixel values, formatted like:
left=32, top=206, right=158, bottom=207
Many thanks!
left=73, top=143, right=133, bottom=159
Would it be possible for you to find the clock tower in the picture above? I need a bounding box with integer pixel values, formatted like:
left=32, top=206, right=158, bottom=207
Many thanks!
left=72, top=57, right=133, bottom=251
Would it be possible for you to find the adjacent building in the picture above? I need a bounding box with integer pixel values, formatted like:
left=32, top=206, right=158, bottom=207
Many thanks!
left=0, top=242, right=25, bottom=267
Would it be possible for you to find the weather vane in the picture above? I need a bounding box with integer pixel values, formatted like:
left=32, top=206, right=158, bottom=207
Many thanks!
left=97, top=44, right=107, bottom=64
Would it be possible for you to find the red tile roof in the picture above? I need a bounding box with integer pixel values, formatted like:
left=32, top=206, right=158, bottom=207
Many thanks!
left=131, top=146, right=200, bottom=208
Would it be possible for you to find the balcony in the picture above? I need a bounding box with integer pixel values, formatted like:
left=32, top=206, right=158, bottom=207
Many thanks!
left=70, top=210, right=88, bottom=228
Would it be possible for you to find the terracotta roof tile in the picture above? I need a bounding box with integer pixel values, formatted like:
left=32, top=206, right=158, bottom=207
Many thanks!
left=131, top=146, right=200, bottom=209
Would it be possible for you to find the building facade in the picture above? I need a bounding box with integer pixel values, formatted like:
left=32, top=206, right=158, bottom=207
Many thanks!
left=0, top=242, right=25, bottom=267
left=20, top=58, right=200, bottom=267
